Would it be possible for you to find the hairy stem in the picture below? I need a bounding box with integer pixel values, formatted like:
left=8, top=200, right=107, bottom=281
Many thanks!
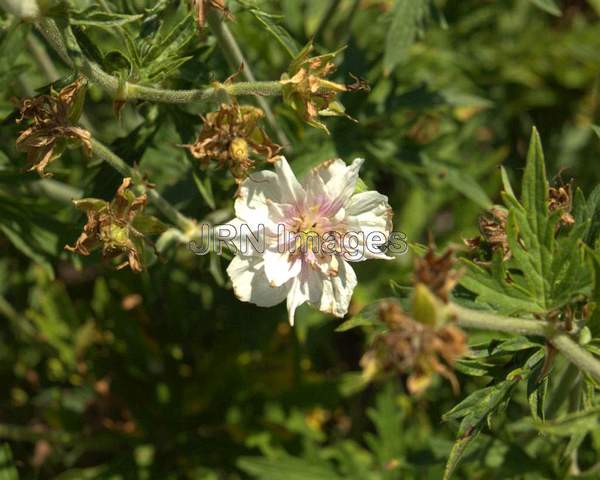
left=448, top=304, right=551, bottom=336
left=448, top=304, right=600, bottom=383
left=550, top=334, right=600, bottom=384
left=206, top=9, right=290, bottom=148
left=35, top=18, right=284, bottom=104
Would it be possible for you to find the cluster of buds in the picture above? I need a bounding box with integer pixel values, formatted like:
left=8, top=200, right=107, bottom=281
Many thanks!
left=14, top=78, right=91, bottom=176
left=280, top=43, right=366, bottom=133
left=183, top=101, right=281, bottom=181
left=361, top=247, right=467, bottom=395
left=65, top=178, right=166, bottom=272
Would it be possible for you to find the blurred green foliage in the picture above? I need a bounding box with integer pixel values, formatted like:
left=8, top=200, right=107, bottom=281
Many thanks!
left=0, top=0, right=600, bottom=478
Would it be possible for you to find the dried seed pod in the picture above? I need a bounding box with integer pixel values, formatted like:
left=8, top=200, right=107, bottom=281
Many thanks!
left=183, top=101, right=281, bottom=181
left=13, top=78, right=91, bottom=176
left=65, top=178, right=166, bottom=272
left=548, top=183, right=575, bottom=227
left=280, top=43, right=356, bottom=132
left=414, top=245, right=462, bottom=303
left=465, top=206, right=510, bottom=262
left=361, top=300, right=467, bottom=395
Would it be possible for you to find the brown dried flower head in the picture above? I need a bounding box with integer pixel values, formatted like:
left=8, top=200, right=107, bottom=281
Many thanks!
left=190, top=0, right=233, bottom=29
left=414, top=245, right=462, bottom=303
left=281, top=43, right=358, bottom=133
left=465, top=206, right=510, bottom=261
left=548, top=183, right=575, bottom=228
left=14, top=78, right=91, bottom=176
left=183, top=102, right=282, bottom=180
left=361, top=299, right=467, bottom=395
left=65, top=178, right=166, bottom=272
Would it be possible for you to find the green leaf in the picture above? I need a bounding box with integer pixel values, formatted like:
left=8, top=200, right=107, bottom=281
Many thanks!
left=490, top=337, right=541, bottom=355
left=193, top=173, right=216, bottom=210
left=443, top=429, right=479, bottom=480
left=592, top=124, right=600, bottom=140
left=365, top=383, right=406, bottom=478
left=383, top=0, right=429, bottom=75
left=131, top=214, right=168, bottom=236
left=442, top=380, right=515, bottom=425
left=246, top=7, right=300, bottom=57
left=70, top=8, right=143, bottom=28
left=238, top=455, right=341, bottom=480
left=579, top=185, right=600, bottom=245
left=454, top=358, right=493, bottom=377
left=526, top=354, right=549, bottom=422
left=521, top=128, right=549, bottom=224
left=586, top=246, right=600, bottom=336
left=442, top=379, right=517, bottom=479
left=335, top=315, right=377, bottom=332
left=528, top=0, right=561, bottom=16
left=460, top=256, right=544, bottom=315
left=532, top=407, right=600, bottom=437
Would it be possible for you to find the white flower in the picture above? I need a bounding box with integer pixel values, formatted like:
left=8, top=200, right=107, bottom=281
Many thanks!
left=225, top=156, right=393, bottom=325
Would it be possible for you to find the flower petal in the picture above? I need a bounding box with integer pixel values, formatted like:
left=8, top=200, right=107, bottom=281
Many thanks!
left=263, top=248, right=302, bottom=287
left=308, top=258, right=357, bottom=317
left=308, top=157, right=364, bottom=207
left=235, top=170, right=281, bottom=229
left=286, top=275, right=309, bottom=326
left=345, top=190, right=394, bottom=260
left=274, top=156, right=305, bottom=205
left=227, top=255, right=289, bottom=307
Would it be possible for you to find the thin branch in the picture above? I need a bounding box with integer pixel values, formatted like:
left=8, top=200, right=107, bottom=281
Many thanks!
left=550, top=334, right=600, bottom=384
left=448, top=304, right=551, bottom=336
left=35, top=18, right=284, bottom=104
left=448, top=303, right=600, bottom=383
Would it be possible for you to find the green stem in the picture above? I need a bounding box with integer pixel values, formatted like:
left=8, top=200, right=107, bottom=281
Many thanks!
left=205, top=9, right=290, bottom=148
left=550, top=334, right=600, bottom=384
left=91, top=140, right=196, bottom=234
left=35, top=18, right=284, bottom=104
left=448, top=304, right=551, bottom=336
left=448, top=304, right=600, bottom=383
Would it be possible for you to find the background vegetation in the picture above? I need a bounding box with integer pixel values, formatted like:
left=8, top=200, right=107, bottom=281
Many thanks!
left=1, top=0, right=600, bottom=478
